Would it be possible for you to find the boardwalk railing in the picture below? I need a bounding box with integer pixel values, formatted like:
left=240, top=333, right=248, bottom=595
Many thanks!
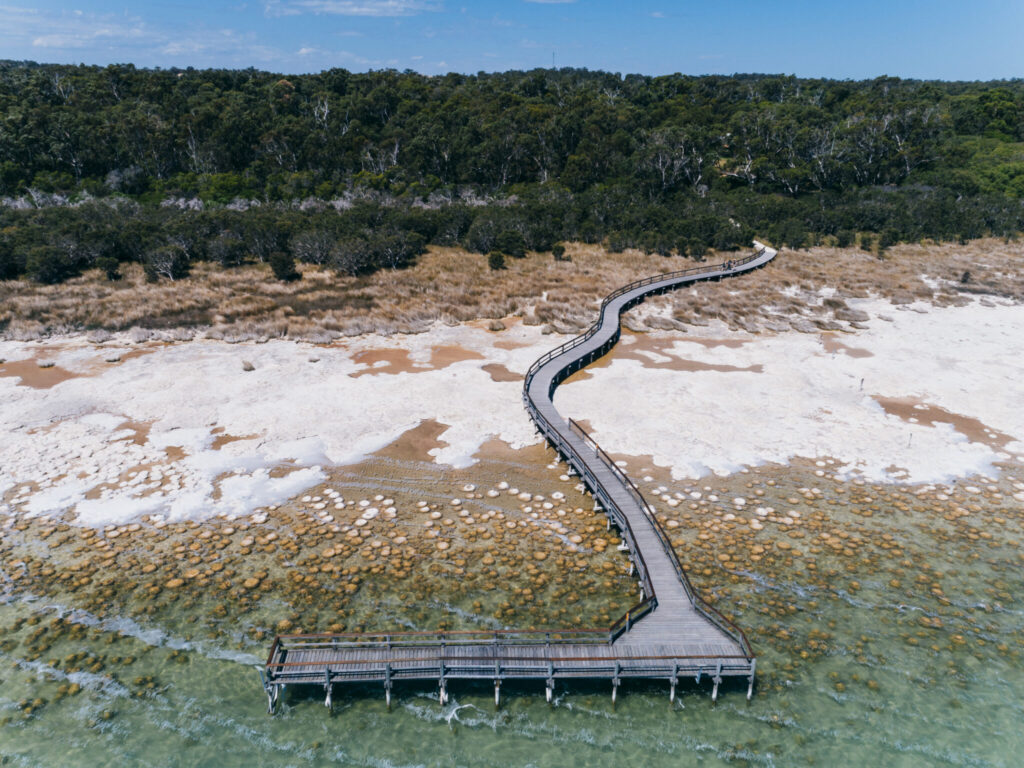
left=262, top=245, right=770, bottom=709
left=524, top=248, right=768, bottom=399
left=266, top=628, right=611, bottom=668
left=523, top=250, right=767, bottom=658
left=568, top=418, right=753, bottom=658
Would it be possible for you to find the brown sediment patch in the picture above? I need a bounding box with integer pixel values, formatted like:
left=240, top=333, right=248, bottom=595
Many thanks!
left=211, top=429, right=260, bottom=450
left=821, top=334, right=874, bottom=358
left=349, top=344, right=485, bottom=378
left=0, top=357, right=84, bottom=389
left=471, top=435, right=551, bottom=466
left=873, top=395, right=1015, bottom=449
left=268, top=461, right=299, bottom=478
left=482, top=363, right=522, bottom=383
left=348, top=348, right=419, bottom=378
left=373, top=419, right=450, bottom=463
left=494, top=339, right=532, bottom=351
left=115, top=420, right=153, bottom=447
left=428, top=344, right=485, bottom=368
left=164, top=445, right=187, bottom=462
left=562, top=330, right=761, bottom=384
left=678, top=336, right=752, bottom=350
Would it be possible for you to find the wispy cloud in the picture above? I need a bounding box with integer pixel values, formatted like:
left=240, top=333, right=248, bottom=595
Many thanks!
left=0, top=5, right=154, bottom=51
left=267, top=0, right=440, bottom=16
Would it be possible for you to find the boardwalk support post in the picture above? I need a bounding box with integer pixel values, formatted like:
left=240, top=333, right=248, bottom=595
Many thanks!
left=747, top=658, right=756, bottom=701
left=385, top=664, right=393, bottom=711
left=494, top=680, right=501, bottom=709
left=670, top=663, right=679, bottom=704
left=546, top=662, right=555, bottom=704
left=324, top=669, right=332, bottom=711
left=439, top=662, right=448, bottom=706
left=266, top=684, right=277, bottom=715
left=612, top=661, right=621, bottom=707
left=271, top=684, right=281, bottom=714
left=712, top=662, right=723, bottom=703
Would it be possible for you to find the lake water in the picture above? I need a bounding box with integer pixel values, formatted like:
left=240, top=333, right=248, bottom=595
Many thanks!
left=1, top=451, right=1021, bottom=767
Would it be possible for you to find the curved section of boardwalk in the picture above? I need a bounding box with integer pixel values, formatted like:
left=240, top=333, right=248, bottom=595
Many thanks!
left=263, top=243, right=776, bottom=711
left=523, top=242, right=777, bottom=665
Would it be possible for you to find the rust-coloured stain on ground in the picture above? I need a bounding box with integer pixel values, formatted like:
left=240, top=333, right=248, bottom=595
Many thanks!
left=562, top=331, right=762, bottom=384
left=873, top=395, right=1015, bottom=449
left=428, top=344, right=485, bottom=367
left=481, top=363, right=522, bottom=383
left=494, top=339, right=532, bottom=350
left=350, top=344, right=485, bottom=378
left=0, top=347, right=154, bottom=390
left=821, top=334, right=874, bottom=358
left=348, top=348, right=419, bottom=377
left=211, top=427, right=260, bottom=450
left=373, top=419, right=450, bottom=463
left=0, top=358, right=83, bottom=389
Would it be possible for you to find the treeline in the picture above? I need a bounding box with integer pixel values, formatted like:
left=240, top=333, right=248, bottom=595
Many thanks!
left=1, top=62, right=1023, bottom=284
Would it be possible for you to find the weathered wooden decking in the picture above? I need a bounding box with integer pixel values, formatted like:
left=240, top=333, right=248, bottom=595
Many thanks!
left=263, top=242, right=777, bottom=711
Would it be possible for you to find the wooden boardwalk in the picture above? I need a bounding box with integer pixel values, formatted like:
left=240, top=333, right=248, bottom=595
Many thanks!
left=263, top=243, right=777, bottom=712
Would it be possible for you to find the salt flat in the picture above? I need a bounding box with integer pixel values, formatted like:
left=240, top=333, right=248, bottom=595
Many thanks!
left=2, top=295, right=1022, bottom=527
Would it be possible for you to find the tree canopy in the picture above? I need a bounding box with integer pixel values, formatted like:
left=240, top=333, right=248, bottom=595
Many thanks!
left=1, top=62, right=1023, bottom=285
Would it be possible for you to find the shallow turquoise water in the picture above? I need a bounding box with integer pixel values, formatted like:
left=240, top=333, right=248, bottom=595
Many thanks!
left=2, top=462, right=1021, bottom=767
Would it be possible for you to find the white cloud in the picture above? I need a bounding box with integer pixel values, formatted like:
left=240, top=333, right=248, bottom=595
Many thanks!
left=0, top=5, right=153, bottom=51
left=268, top=0, right=440, bottom=16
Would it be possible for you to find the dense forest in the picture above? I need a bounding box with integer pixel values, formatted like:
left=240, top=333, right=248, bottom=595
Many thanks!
left=1, top=61, right=1023, bottom=284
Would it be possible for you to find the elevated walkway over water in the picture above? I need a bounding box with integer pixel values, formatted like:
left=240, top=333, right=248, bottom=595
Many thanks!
left=263, top=243, right=777, bottom=711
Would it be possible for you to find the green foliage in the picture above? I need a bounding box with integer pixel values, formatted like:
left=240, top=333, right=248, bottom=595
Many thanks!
left=0, top=63, right=1022, bottom=284
left=879, top=228, right=899, bottom=250
left=143, top=245, right=190, bottom=282
left=835, top=230, right=854, bottom=248
left=495, top=230, right=526, bottom=259
left=552, top=243, right=567, bottom=261
left=25, top=245, right=74, bottom=284
left=269, top=250, right=299, bottom=281
left=487, top=251, right=506, bottom=270
left=95, top=256, right=121, bottom=281
left=687, top=239, right=707, bottom=261
left=208, top=232, right=246, bottom=267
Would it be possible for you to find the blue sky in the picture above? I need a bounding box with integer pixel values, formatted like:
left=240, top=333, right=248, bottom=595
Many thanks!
left=2, top=0, right=1022, bottom=80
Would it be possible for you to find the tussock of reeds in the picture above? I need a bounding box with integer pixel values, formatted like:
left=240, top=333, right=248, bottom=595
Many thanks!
left=1, top=240, right=1021, bottom=341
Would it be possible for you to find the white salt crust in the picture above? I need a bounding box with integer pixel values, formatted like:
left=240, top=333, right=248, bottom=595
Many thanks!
left=1, top=296, right=1022, bottom=527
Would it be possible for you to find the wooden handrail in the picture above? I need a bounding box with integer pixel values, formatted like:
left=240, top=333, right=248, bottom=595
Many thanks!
left=520, top=246, right=771, bottom=660
left=267, top=652, right=753, bottom=670
left=265, top=246, right=771, bottom=674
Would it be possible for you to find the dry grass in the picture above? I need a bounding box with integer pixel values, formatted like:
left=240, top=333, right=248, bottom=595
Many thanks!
left=2, top=240, right=1022, bottom=341
left=628, top=238, right=1024, bottom=333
